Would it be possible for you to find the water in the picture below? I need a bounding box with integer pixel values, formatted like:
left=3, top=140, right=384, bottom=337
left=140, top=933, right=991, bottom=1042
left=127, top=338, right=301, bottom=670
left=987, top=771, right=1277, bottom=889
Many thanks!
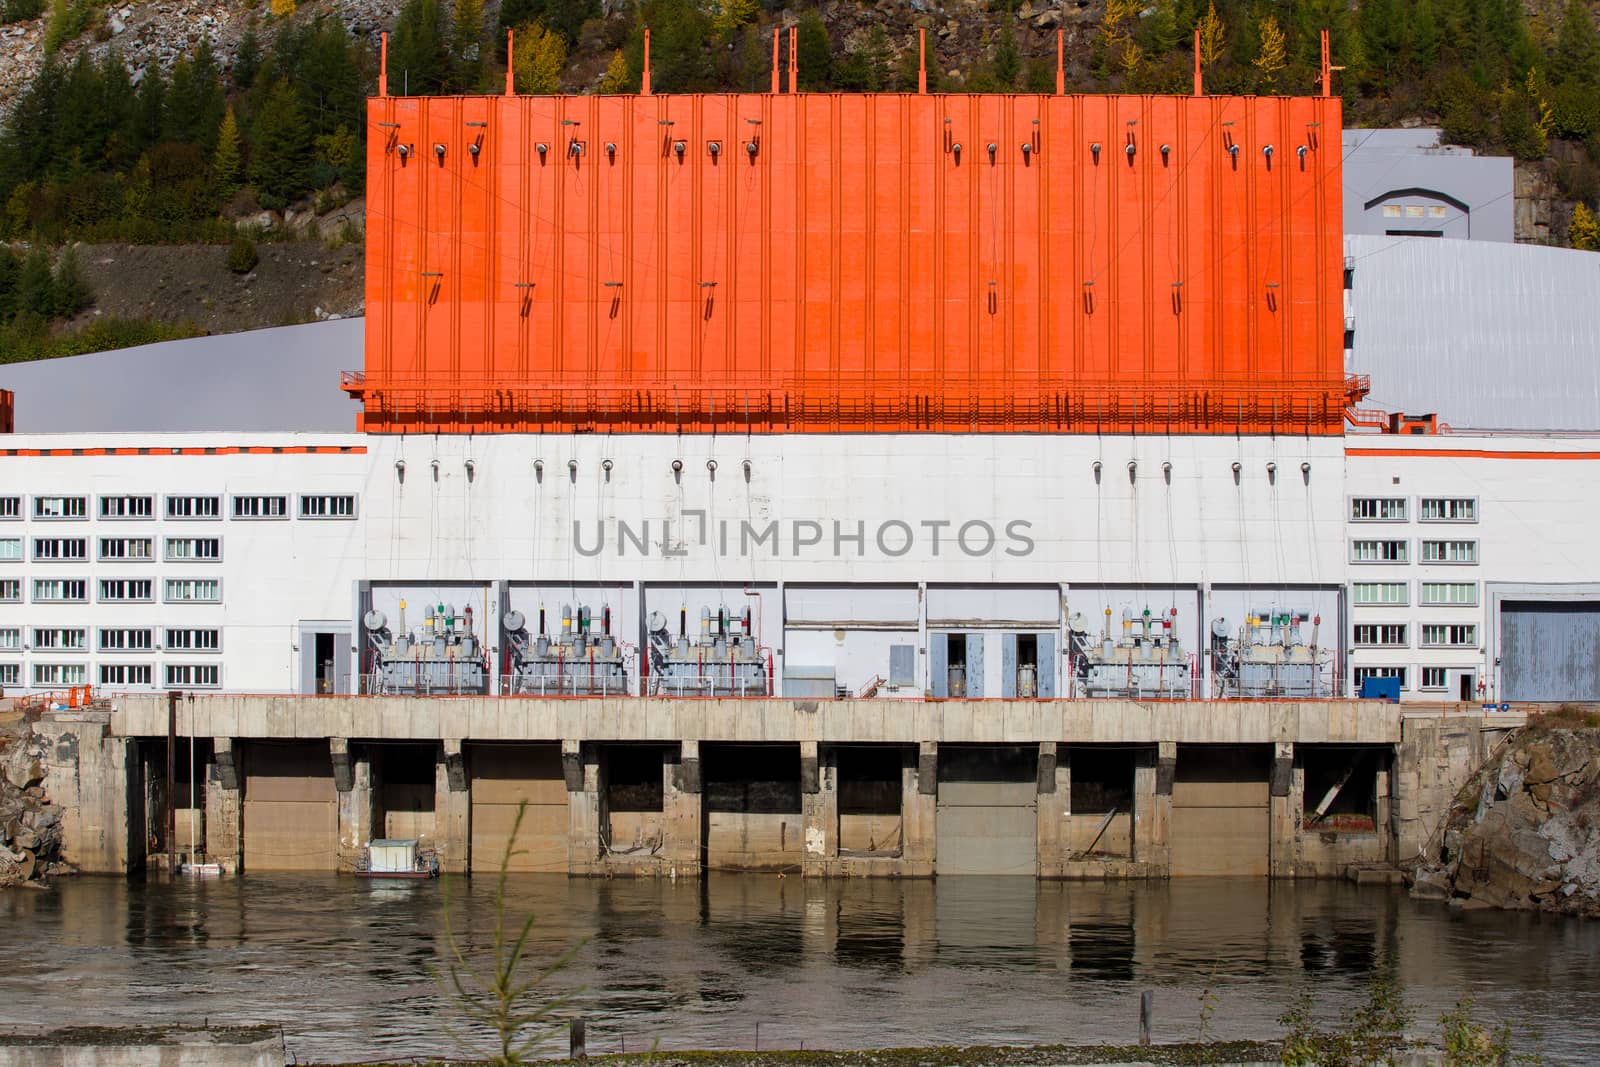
left=3, top=874, right=1598, bottom=1063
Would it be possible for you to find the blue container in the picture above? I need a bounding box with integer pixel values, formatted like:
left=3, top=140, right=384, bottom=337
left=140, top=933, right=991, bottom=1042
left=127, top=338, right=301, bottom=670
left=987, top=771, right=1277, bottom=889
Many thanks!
left=1360, top=677, right=1402, bottom=703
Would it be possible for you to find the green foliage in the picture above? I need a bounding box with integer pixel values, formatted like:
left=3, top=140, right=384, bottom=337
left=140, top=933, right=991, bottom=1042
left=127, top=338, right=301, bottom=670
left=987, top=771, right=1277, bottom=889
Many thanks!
left=47, top=244, right=90, bottom=318
left=0, top=316, right=201, bottom=365
left=1571, top=202, right=1600, bottom=250
left=226, top=234, right=259, bottom=274
left=431, top=799, right=586, bottom=1066
left=796, top=12, right=832, bottom=89
left=512, top=20, right=566, bottom=93
left=991, top=23, right=1021, bottom=88
left=212, top=107, right=242, bottom=196
left=247, top=79, right=312, bottom=209
left=2, top=0, right=44, bottom=24
left=165, top=40, right=226, bottom=153
left=234, top=26, right=262, bottom=90
left=837, top=26, right=894, bottom=91
left=391, top=0, right=448, bottom=94
left=1551, top=0, right=1600, bottom=87
left=1438, top=996, right=1513, bottom=1066
left=499, top=0, right=596, bottom=47
left=625, top=0, right=714, bottom=92
left=15, top=248, right=52, bottom=317
left=1279, top=970, right=1414, bottom=1067
left=451, top=0, right=485, bottom=87
left=42, top=0, right=91, bottom=54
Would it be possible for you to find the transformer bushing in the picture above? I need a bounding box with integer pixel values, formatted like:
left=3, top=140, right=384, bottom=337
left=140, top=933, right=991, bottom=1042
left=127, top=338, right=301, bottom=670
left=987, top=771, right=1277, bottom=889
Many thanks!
left=363, top=600, right=490, bottom=695
left=1068, top=605, right=1191, bottom=699
left=502, top=603, right=629, bottom=696
left=647, top=604, right=768, bottom=697
left=1210, top=612, right=1325, bottom=699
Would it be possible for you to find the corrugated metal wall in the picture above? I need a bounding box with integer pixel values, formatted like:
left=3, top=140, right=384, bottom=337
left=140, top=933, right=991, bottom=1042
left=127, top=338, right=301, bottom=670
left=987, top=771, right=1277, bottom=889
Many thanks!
left=1500, top=601, right=1600, bottom=701
left=360, top=92, right=1346, bottom=435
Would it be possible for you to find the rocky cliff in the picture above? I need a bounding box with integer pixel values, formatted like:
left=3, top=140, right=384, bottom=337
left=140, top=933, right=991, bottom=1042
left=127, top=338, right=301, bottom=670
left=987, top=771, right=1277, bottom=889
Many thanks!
left=1409, top=710, right=1600, bottom=917
left=0, top=709, right=66, bottom=888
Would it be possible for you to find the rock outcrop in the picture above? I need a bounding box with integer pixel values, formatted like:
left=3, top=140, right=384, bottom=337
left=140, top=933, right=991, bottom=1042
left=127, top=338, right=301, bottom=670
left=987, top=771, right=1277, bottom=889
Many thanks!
left=0, top=711, right=66, bottom=888
left=1409, top=715, right=1600, bottom=917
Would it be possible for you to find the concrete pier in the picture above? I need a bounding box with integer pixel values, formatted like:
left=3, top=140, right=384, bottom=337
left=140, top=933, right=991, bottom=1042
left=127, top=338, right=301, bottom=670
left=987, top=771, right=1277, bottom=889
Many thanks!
left=34, top=697, right=1524, bottom=881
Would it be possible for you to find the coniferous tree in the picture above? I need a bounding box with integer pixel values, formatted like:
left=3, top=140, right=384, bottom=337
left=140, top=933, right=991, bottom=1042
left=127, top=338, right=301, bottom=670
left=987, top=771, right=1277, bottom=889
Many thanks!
left=596, top=49, right=631, bottom=93
left=0, top=246, right=20, bottom=322
left=451, top=0, right=485, bottom=89
left=247, top=78, right=313, bottom=207
left=212, top=106, right=242, bottom=195
left=512, top=20, right=566, bottom=93
left=47, top=245, right=91, bottom=319
left=130, top=65, right=165, bottom=154
left=795, top=12, right=832, bottom=89
left=625, top=0, right=715, bottom=92
left=1552, top=0, right=1600, bottom=87
left=15, top=248, right=52, bottom=318
left=165, top=39, right=225, bottom=152
left=234, top=26, right=262, bottom=90
left=390, top=0, right=449, bottom=94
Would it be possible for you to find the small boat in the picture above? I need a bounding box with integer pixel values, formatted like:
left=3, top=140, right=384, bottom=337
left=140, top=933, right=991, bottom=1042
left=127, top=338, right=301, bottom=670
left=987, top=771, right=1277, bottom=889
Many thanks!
left=356, top=838, right=440, bottom=879
left=179, top=860, right=224, bottom=878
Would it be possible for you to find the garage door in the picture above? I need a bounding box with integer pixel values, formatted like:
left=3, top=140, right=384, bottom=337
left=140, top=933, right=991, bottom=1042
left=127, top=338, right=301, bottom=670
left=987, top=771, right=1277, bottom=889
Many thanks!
left=243, top=742, right=337, bottom=872
left=936, top=747, right=1037, bottom=875
left=469, top=744, right=569, bottom=873
left=1501, top=601, right=1600, bottom=701
left=1171, top=745, right=1269, bottom=877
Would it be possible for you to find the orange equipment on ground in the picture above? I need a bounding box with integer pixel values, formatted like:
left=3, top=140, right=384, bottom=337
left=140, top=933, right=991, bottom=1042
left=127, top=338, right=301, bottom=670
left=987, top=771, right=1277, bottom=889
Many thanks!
left=355, top=91, right=1344, bottom=435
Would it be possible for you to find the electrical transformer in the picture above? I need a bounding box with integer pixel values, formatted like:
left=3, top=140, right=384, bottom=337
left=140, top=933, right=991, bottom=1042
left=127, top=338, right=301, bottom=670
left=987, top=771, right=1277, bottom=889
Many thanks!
left=363, top=601, right=489, bottom=695
left=646, top=605, right=769, bottom=697
left=502, top=603, right=630, bottom=696
left=1068, top=606, right=1192, bottom=699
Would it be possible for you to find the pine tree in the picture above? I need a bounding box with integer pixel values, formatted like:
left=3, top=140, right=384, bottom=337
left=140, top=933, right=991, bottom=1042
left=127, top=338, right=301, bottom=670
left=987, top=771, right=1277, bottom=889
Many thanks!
left=710, top=0, right=756, bottom=42
left=212, top=106, right=242, bottom=195
left=391, top=0, right=449, bottom=95
left=47, top=244, right=90, bottom=318
left=992, top=23, right=1021, bottom=88
left=626, top=0, right=715, bottom=92
left=1551, top=0, right=1600, bottom=86
left=451, top=0, right=485, bottom=89
left=837, top=25, right=894, bottom=90
left=235, top=27, right=262, bottom=89
left=796, top=13, right=832, bottom=90
left=15, top=248, right=52, bottom=318
left=1253, top=14, right=1287, bottom=89
left=1571, top=202, right=1600, bottom=250
left=0, top=246, right=20, bottom=322
left=1196, top=0, right=1225, bottom=69
left=596, top=49, right=630, bottom=93
left=247, top=78, right=312, bottom=207
left=512, top=21, right=566, bottom=93
left=164, top=39, right=225, bottom=152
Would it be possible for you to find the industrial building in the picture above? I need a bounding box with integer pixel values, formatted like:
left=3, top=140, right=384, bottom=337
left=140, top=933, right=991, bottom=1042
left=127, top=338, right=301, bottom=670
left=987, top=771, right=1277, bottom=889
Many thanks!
left=2, top=64, right=1597, bottom=878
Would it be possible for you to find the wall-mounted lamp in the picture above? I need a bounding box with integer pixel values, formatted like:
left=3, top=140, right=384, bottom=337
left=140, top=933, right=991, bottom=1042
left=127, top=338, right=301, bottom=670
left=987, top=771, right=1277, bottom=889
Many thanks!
left=706, top=459, right=718, bottom=474
left=746, top=140, right=759, bottom=160
left=430, top=459, right=440, bottom=481
left=1125, top=141, right=1136, bottom=159
left=467, top=142, right=480, bottom=161
left=951, top=142, right=962, bottom=162
left=567, top=459, right=578, bottom=480
left=1020, top=142, right=1033, bottom=159
left=602, top=459, right=614, bottom=479
left=1230, top=460, right=1242, bottom=484
left=1266, top=461, right=1278, bottom=484
left=1160, top=144, right=1170, bottom=162
left=397, top=143, right=412, bottom=162
left=1296, top=145, right=1308, bottom=161
left=671, top=459, right=683, bottom=474
left=707, top=140, right=722, bottom=159
left=605, top=142, right=617, bottom=160
left=987, top=142, right=998, bottom=163
left=1127, top=459, right=1138, bottom=483
left=536, top=142, right=549, bottom=160
left=394, top=458, right=406, bottom=482
left=1300, top=461, right=1311, bottom=484
left=742, top=459, right=752, bottom=480
left=533, top=459, right=544, bottom=481
left=673, top=140, right=687, bottom=159
left=1227, top=144, right=1240, bottom=160
left=1090, top=142, right=1102, bottom=163
left=433, top=143, right=446, bottom=164
left=1162, top=461, right=1172, bottom=483
left=1262, top=145, right=1274, bottom=165
left=463, top=458, right=476, bottom=481
left=1092, top=460, right=1103, bottom=482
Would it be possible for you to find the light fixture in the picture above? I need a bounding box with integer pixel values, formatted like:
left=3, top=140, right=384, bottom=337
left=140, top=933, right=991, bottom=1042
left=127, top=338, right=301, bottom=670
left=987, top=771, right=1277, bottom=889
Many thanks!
left=1020, top=142, right=1033, bottom=158
left=746, top=140, right=759, bottom=160
left=394, top=458, right=406, bottom=480
left=1125, top=142, right=1135, bottom=158
left=433, top=143, right=446, bottom=162
left=706, top=459, right=718, bottom=473
left=707, top=141, right=722, bottom=158
left=1230, top=461, right=1242, bottom=483
left=467, top=142, right=480, bottom=159
left=1266, top=461, right=1277, bottom=483
left=987, top=142, right=997, bottom=163
left=430, top=459, right=440, bottom=480
left=1162, top=461, right=1172, bottom=483
left=567, top=459, right=578, bottom=478
left=1262, top=144, right=1274, bottom=160
left=1227, top=144, right=1239, bottom=160
left=671, top=459, right=683, bottom=474
left=1090, top=142, right=1101, bottom=162
left=1159, top=144, right=1170, bottom=162
left=673, top=140, right=687, bottom=158
left=1127, top=460, right=1138, bottom=482
left=742, top=459, right=752, bottom=479
left=464, top=458, right=476, bottom=480
left=602, top=459, right=614, bottom=474
left=951, top=142, right=962, bottom=162
left=396, top=144, right=412, bottom=161
left=605, top=142, right=617, bottom=159
left=1092, top=460, right=1102, bottom=481
left=1296, top=145, right=1308, bottom=161
left=536, top=142, right=548, bottom=159
left=533, top=459, right=544, bottom=480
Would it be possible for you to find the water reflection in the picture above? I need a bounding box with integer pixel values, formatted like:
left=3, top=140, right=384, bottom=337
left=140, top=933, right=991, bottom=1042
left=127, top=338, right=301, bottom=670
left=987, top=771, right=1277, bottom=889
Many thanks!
left=1, top=875, right=1598, bottom=1063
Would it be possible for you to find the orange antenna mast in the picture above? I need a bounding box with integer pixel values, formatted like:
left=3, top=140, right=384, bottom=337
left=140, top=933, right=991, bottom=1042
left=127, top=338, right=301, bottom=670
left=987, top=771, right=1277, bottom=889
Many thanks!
left=772, top=28, right=780, bottom=93
left=642, top=27, right=652, bottom=96
left=918, top=28, right=927, bottom=94
left=505, top=29, right=514, bottom=95
left=1193, top=27, right=1203, bottom=96
left=1056, top=29, right=1064, bottom=95
left=379, top=31, right=389, bottom=97
left=1319, top=28, right=1332, bottom=96
left=788, top=26, right=797, bottom=93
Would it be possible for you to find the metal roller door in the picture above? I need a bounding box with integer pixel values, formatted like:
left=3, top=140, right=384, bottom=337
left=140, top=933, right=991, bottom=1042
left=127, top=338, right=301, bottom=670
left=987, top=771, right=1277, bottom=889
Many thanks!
left=243, top=742, right=337, bottom=872
left=936, top=746, right=1037, bottom=875
left=1171, top=745, right=1270, bottom=877
left=1501, top=601, right=1600, bottom=701
left=469, top=744, right=569, bottom=873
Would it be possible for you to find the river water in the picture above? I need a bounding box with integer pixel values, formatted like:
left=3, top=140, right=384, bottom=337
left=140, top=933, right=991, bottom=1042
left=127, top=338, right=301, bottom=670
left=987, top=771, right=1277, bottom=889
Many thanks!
left=2, top=875, right=1597, bottom=1063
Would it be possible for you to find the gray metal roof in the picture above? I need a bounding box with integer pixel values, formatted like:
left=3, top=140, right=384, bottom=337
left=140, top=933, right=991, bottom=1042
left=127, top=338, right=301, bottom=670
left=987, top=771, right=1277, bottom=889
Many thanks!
left=0, top=319, right=363, bottom=433
left=1346, top=234, right=1600, bottom=431
left=1342, top=128, right=1514, bottom=242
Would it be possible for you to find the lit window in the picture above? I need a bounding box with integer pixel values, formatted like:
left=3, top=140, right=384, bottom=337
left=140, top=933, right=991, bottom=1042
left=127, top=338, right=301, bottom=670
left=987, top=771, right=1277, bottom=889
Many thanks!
left=165, top=537, right=222, bottom=562
left=1350, top=497, right=1407, bottom=521
left=99, top=664, right=153, bottom=686
left=33, top=663, right=87, bottom=686
left=1406, top=205, right=1426, bottom=217
left=1420, top=582, right=1477, bottom=606
left=33, top=496, right=87, bottom=520
left=165, top=496, right=221, bottom=520
left=1429, top=206, right=1448, bottom=218
left=232, top=495, right=288, bottom=520
left=98, top=628, right=154, bottom=652
left=99, top=537, right=154, bottom=561
left=1421, top=540, right=1477, bottom=564
left=1420, top=667, right=1448, bottom=690
left=1382, top=205, right=1402, bottom=218
left=32, top=537, right=88, bottom=562
left=1352, top=582, right=1408, bottom=606
left=298, top=494, right=358, bottom=519
left=1351, top=539, right=1408, bottom=563
left=99, top=495, right=154, bottom=519
left=32, top=579, right=87, bottom=602
left=165, top=628, right=221, bottom=652
left=165, top=663, right=220, bottom=688
left=164, top=578, right=221, bottom=603
left=1419, top=497, right=1476, bottom=522
left=1353, top=623, right=1408, bottom=647
left=0, top=537, right=19, bottom=562
left=98, top=578, right=154, bottom=603
left=1421, top=624, right=1477, bottom=648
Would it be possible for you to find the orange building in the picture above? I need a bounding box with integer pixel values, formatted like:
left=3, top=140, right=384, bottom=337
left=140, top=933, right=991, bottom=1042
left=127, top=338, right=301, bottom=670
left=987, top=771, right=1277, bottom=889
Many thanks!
left=355, top=89, right=1344, bottom=435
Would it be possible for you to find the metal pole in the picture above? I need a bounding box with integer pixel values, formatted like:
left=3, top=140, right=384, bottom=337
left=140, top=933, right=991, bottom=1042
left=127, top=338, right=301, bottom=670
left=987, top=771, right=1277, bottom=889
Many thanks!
left=1139, top=990, right=1153, bottom=1046
left=166, top=689, right=178, bottom=874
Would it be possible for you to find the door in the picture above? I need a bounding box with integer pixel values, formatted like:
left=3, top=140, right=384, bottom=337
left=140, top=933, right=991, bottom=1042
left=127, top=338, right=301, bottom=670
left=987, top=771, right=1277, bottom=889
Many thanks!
left=935, top=746, right=1037, bottom=875
left=1501, top=601, right=1600, bottom=700
left=1170, top=745, right=1270, bottom=877
left=468, top=744, right=569, bottom=873
left=242, top=742, right=338, bottom=871
left=1458, top=672, right=1476, bottom=702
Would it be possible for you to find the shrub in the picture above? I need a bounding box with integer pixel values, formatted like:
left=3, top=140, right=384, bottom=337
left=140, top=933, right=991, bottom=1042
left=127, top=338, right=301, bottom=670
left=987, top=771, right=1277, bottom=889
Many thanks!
left=225, top=235, right=258, bottom=274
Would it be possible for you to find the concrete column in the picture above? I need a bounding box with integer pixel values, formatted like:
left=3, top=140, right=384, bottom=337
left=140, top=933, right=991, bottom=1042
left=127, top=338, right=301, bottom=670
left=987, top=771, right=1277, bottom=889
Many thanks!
left=205, top=737, right=242, bottom=873
left=1375, top=750, right=1394, bottom=864
left=660, top=742, right=702, bottom=875
left=801, top=742, right=836, bottom=876
left=1269, top=741, right=1297, bottom=878
left=901, top=742, right=937, bottom=874
left=35, top=712, right=142, bottom=875
left=564, top=740, right=601, bottom=873
left=434, top=739, right=470, bottom=874
left=332, top=738, right=373, bottom=873
left=1036, top=742, right=1066, bottom=876
left=1133, top=741, right=1173, bottom=873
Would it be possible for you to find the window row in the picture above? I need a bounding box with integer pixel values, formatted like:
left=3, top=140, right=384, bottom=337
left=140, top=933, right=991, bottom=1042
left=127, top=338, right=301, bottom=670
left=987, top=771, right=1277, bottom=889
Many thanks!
left=0, top=494, right=357, bottom=522
left=1354, top=666, right=1483, bottom=692
left=0, top=578, right=221, bottom=603
left=0, top=627, right=220, bottom=653
left=1352, top=623, right=1479, bottom=648
left=0, top=662, right=219, bottom=688
left=1, top=537, right=224, bottom=562
left=1349, top=497, right=1478, bottom=523
left=1351, top=581, right=1479, bottom=607
left=1350, top=539, right=1479, bottom=565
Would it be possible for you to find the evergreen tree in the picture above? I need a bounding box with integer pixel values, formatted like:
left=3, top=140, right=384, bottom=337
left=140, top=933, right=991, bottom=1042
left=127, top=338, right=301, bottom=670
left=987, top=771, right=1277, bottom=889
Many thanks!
left=1551, top=0, right=1600, bottom=86
left=47, top=244, right=90, bottom=318
left=596, top=49, right=631, bottom=93
left=165, top=39, right=225, bottom=152
left=0, top=246, right=19, bottom=322
left=796, top=13, right=832, bottom=89
left=391, top=0, right=449, bottom=94
left=836, top=25, right=893, bottom=91
left=130, top=65, right=165, bottom=154
left=212, top=106, right=242, bottom=195
left=15, top=248, right=52, bottom=318
left=235, top=26, right=262, bottom=89
left=626, top=0, right=714, bottom=92
left=54, top=53, right=111, bottom=176
left=0, top=59, right=63, bottom=194
left=1571, top=201, right=1600, bottom=250
left=498, top=0, right=595, bottom=46
left=991, top=23, right=1021, bottom=88
left=247, top=78, right=313, bottom=207
left=451, top=0, right=485, bottom=89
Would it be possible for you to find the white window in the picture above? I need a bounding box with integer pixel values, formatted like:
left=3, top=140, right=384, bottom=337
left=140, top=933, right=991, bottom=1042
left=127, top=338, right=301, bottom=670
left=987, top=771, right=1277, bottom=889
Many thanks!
left=165, top=628, right=221, bottom=652
left=99, top=537, right=154, bottom=561
left=99, top=628, right=154, bottom=652
left=34, top=496, right=86, bottom=520
left=1352, top=582, right=1408, bottom=606
left=164, top=578, right=221, bottom=603
left=1382, top=205, right=1402, bottom=218
left=33, top=663, right=87, bottom=686
left=99, top=495, right=154, bottom=519
left=1421, top=540, right=1477, bottom=564
left=165, top=537, right=221, bottom=562
left=165, top=496, right=221, bottom=520
left=33, top=579, right=87, bottom=602
left=1349, top=497, right=1407, bottom=522
left=32, top=627, right=87, bottom=651
left=299, top=494, right=358, bottom=519
left=0, top=578, right=19, bottom=602
left=1419, top=498, right=1477, bottom=522
left=232, top=495, right=288, bottom=519
left=0, top=663, right=17, bottom=686
left=98, top=578, right=154, bottom=603
left=33, top=537, right=87, bottom=561
left=1351, top=539, right=1408, bottom=563
left=1353, top=623, right=1408, bottom=647
left=1420, top=667, right=1449, bottom=690
left=165, top=663, right=220, bottom=688
left=99, top=663, right=153, bottom=686
left=0, top=627, right=19, bottom=650
left=0, top=496, right=19, bottom=520
left=1421, top=623, right=1477, bottom=648
left=0, top=537, right=19, bottom=562
left=1420, top=582, right=1477, bottom=606
left=1354, top=666, right=1408, bottom=689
